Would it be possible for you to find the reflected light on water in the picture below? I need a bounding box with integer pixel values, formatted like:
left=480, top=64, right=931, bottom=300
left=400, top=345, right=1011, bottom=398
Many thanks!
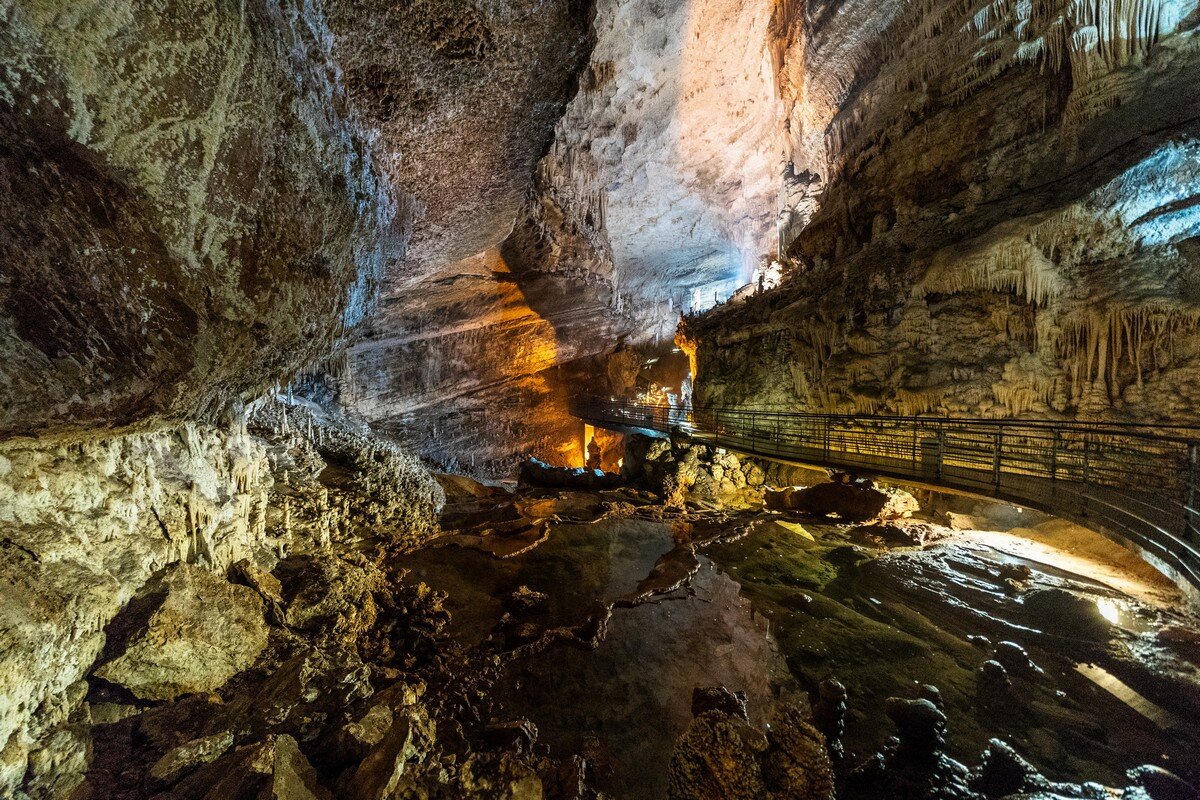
left=1095, top=597, right=1121, bottom=625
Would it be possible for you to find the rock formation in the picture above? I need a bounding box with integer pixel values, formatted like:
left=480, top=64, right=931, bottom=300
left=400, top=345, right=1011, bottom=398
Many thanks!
left=679, top=1, right=1200, bottom=424
left=3, top=0, right=1200, bottom=797
left=94, top=563, right=270, bottom=702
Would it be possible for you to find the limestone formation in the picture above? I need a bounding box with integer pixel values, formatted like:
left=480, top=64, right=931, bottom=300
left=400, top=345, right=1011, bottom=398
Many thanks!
left=766, top=476, right=920, bottom=522
left=622, top=433, right=766, bottom=507
left=681, top=1, right=1200, bottom=430
left=95, top=563, right=269, bottom=702
left=0, top=0, right=398, bottom=438
left=167, top=734, right=323, bottom=800
left=3, top=0, right=1200, bottom=798
left=668, top=698, right=834, bottom=800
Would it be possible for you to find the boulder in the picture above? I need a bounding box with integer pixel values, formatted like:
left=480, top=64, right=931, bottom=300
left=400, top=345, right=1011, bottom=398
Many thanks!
left=342, top=710, right=436, bottom=800
left=1128, top=765, right=1200, bottom=800
left=150, top=731, right=235, bottom=783
left=230, top=559, right=286, bottom=626
left=761, top=703, right=835, bottom=800
left=691, top=686, right=749, bottom=721
left=668, top=710, right=766, bottom=800
left=95, top=564, right=268, bottom=702
left=766, top=477, right=918, bottom=522
left=669, top=699, right=833, bottom=800
left=167, top=734, right=321, bottom=800
left=992, top=641, right=1042, bottom=676
left=1021, top=588, right=1112, bottom=641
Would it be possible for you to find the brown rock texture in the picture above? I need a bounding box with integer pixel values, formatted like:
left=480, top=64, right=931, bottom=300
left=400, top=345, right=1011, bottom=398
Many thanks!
left=95, top=563, right=269, bottom=702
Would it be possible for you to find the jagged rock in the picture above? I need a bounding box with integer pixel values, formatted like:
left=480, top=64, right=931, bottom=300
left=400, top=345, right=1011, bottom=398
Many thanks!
left=166, top=734, right=322, bottom=800
left=621, top=434, right=764, bottom=507
left=231, top=559, right=287, bottom=626
left=281, top=554, right=385, bottom=643
left=22, top=725, right=89, bottom=800
left=669, top=698, right=833, bottom=800
left=322, top=680, right=426, bottom=769
left=226, top=647, right=373, bottom=740
left=1128, top=765, right=1200, bottom=800
left=970, top=738, right=1050, bottom=797
left=90, top=703, right=142, bottom=726
left=95, top=563, right=269, bottom=702
left=505, top=586, right=550, bottom=615
left=761, top=703, right=835, bottom=800
left=766, top=478, right=919, bottom=522
left=149, top=731, right=235, bottom=783
left=691, top=686, right=749, bottom=721
left=667, top=710, right=767, bottom=800
left=341, top=709, right=436, bottom=800
left=482, top=720, right=539, bottom=752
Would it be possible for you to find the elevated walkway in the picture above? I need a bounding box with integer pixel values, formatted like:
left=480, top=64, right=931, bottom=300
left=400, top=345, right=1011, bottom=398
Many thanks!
left=571, top=396, right=1200, bottom=600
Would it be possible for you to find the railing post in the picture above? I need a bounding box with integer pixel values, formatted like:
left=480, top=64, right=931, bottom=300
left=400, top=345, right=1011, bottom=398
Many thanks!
left=1188, top=441, right=1199, bottom=541
left=993, top=426, right=1003, bottom=491
left=823, top=416, right=830, bottom=462
left=1081, top=433, right=1091, bottom=518
left=911, top=424, right=918, bottom=468
left=1050, top=430, right=1059, bottom=482
left=936, top=424, right=945, bottom=480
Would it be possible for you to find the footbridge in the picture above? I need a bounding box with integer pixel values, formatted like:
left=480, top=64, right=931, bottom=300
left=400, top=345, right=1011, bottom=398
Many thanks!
left=571, top=396, right=1200, bottom=597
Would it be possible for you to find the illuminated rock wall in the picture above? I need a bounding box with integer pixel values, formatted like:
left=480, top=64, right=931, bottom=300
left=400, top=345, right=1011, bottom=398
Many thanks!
left=687, top=0, right=1200, bottom=423
left=521, top=0, right=785, bottom=316
left=0, top=425, right=274, bottom=795
left=346, top=248, right=645, bottom=475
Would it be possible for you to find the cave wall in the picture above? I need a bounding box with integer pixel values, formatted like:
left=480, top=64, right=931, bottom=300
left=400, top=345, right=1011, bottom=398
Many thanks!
left=687, top=0, right=1200, bottom=423
left=522, top=0, right=785, bottom=315
left=342, top=0, right=800, bottom=474
left=346, top=247, right=645, bottom=475
left=335, top=0, right=636, bottom=474
left=0, top=425, right=275, bottom=795
left=0, top=0, right=401, bottom=438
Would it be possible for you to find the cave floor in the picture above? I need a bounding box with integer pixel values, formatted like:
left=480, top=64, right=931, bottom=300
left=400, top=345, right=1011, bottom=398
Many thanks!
left=400, top=482, right=1200, bottom=799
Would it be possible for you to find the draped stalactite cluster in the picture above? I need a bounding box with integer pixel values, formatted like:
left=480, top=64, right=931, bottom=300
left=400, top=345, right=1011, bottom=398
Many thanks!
left=686, top=0, right=1200, bottom=424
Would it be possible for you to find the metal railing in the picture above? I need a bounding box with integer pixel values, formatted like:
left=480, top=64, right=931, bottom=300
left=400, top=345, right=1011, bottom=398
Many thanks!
left=570, top=396, right=1200, bottom=594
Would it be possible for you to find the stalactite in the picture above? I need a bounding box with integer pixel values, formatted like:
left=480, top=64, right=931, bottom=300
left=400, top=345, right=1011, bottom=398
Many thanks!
left=921, top=238, right=1063, bottom=308
left=1055, top=305, right=1200, bottom=405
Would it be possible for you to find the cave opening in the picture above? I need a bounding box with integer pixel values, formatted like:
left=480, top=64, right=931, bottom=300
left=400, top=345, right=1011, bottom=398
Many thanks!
left=2, top=1, right=1200, bottom=799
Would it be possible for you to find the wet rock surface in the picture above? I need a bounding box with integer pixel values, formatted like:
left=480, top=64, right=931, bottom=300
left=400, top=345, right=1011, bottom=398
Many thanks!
left=2, top=412, right=1199, bottom=800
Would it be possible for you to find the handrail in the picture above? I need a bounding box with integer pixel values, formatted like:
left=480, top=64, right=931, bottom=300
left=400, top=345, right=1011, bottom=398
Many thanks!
left=570, top=396, right=1200, bottom=598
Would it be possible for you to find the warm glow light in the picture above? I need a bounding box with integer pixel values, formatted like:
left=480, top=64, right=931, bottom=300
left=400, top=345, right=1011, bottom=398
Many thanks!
left=1095, top=597, right=1121, bottom=625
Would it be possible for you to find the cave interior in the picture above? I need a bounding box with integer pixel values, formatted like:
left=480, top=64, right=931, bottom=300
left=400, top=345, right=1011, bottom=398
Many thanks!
left=3, top=0, right=1200, bottom=798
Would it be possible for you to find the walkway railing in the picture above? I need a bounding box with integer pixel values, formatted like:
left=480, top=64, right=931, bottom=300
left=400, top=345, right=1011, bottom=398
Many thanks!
left=570, top=396, right=1200, bottom=595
